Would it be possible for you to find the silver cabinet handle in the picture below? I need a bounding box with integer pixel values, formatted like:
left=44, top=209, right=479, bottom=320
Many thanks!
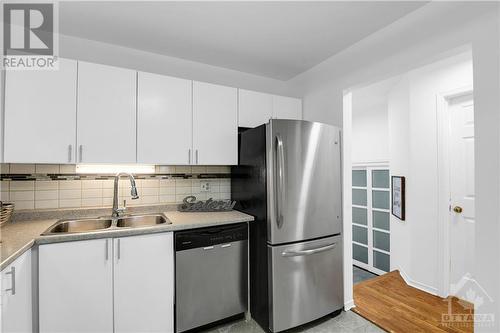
left=282, top=243, right=336, bottom=257
left=78, top=145, right=83, bottom=162
left=221, top=243, right=232, bottom=248
left=188, top=149, right=191, bottom=164
left=203, top=246, right=214, bottom=250
left=68, top=145, right=73, bottom=163
left=5, top=266, right=16, bottom=295
left=105, top=239, right=109, bottom=260
left=275, top=135, right=285, bottom=228
left=195, top=150, right=199, bottom=164
left=117, top=239, right=121, bottom=260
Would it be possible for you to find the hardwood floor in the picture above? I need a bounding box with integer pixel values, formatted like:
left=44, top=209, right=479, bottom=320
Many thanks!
left=353, top=271, right=474, bottom=333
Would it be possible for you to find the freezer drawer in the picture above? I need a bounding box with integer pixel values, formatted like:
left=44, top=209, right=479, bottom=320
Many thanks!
left=268, top=235, right=343, bottom=332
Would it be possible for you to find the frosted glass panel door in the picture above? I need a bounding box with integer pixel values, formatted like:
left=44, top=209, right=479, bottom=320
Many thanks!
left=352, top=167, right=390, bottom=275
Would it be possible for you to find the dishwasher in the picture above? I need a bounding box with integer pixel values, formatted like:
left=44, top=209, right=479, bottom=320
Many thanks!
left=175, top=223, right=248, bottom=332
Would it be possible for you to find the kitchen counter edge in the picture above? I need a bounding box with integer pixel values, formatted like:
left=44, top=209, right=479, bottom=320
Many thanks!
left=1, top=210, right=254, bottom=271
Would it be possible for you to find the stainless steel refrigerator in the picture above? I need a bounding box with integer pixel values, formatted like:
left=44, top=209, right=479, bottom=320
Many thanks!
left=232, top=119, right=344, bottom=333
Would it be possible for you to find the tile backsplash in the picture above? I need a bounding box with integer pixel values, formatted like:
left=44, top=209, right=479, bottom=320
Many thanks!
left=0, top=164, right=231, bottom=211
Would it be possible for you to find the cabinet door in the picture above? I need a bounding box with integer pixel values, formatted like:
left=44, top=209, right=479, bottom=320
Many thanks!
left=39, top=239, right=113, bottom=333
left=238, top=89, right=273, bottom=128
left=114, top=233, right=174, bottom=333
left=4, top=58, right=77, bottom=163
left=1, top=250, right=32, bottom=333
left=77, top=62, right=137, bottom=163
left=272, top=95, right=302, bottom=120
left=193, top=81, right=237, bottom=165
left=137, top=72, right=192, bottom=164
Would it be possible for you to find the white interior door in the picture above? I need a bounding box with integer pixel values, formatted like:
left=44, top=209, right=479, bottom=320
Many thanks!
left=352, top=167, right=391, bottom=275
left=448, top=93, right=475, bottom=291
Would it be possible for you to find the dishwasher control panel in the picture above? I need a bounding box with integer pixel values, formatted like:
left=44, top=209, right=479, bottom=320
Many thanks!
left=175, top=223, right=248, bottom=251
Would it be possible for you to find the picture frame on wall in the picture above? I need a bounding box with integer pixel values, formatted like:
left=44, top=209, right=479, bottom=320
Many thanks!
left=391, top=176, right=405, bottom=220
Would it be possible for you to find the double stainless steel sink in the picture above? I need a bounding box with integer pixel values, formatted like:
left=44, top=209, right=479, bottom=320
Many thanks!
left=41, top=214, right=170, bottom=236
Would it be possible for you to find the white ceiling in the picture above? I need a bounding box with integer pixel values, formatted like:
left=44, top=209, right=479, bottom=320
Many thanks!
left=59, top=1, right=427, bottom=80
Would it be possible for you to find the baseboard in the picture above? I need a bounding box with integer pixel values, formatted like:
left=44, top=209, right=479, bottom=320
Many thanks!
left=398, top=267, right=411, bottom=284
left=344, top=299, right=355, bottom=311
left=396, top=267, right=439, bottom=296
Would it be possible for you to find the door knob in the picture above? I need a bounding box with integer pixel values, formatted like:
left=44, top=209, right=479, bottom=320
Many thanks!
left=453, top=206, right=463, bottom=213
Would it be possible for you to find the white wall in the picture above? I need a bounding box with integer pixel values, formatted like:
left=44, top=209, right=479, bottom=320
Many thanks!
left=59, top=34, right=294, bottom=97
left=352, top=101, right=389, bottom=164
left=352, top=53, right=473, bottom=294
left=288, top=2, right=492, bottom=124
left=387, top=76, right=411, bottom=280
left=390, top=53, right=473, bottom=294
left=287, top=3, right=500, bottom=330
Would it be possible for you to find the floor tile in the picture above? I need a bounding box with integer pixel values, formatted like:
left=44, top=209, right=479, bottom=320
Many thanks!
left=199, top=311, right=384, bottom=333
left=353, top=266, right=378, bottom=284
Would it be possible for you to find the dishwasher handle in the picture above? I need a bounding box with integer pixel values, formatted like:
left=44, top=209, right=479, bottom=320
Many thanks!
left=175, top=223, right=248, bottom=251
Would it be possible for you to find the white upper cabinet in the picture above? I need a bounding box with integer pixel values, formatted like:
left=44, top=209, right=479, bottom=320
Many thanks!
left=3, top=58, right=297, bottom=165
left=238, top=89, right=273, bottom=128
left=113, top=233, right=174, bottom=333
left=137, top=72, right=192, bottom=165
left=238, top=90, right=302, bottom=129
left=77, top=62, right=137, bottom=163
left=1, top=250, right=32, bottom=333
left=193, top=81, right=238, bottom=165
left=4, top=58, right=77, bottom=163
left=273, top=95, right=302, bottom=120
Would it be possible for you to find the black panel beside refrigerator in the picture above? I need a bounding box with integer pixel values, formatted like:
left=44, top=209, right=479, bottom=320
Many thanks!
left=232, top=124, right=270, bottom=331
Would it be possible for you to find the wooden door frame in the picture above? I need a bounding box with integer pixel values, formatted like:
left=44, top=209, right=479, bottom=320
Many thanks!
left=436, top=85, right=473, bottom=298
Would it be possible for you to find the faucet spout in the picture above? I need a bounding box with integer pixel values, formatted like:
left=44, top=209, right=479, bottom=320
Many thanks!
left=112, top=172, right=139, bottom=217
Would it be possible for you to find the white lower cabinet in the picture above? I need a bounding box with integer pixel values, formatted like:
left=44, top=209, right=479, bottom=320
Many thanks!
left=114, top=233, right=174, bottom=333
left=39, top=238, right=114, bottom=333
left=1, top=250, right=32, bottom=333
left=39, top=233, right=174, bottom=333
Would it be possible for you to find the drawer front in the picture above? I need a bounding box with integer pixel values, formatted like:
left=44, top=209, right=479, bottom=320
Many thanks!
left=268, top=235, right=343, bottom=332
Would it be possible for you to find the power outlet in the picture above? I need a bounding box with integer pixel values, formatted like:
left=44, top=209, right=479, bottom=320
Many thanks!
left=200, top=182, right=210, bottom=192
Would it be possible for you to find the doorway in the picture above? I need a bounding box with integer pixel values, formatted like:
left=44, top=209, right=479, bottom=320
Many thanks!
left=437, top=89, right=475, bottom=297
left=344, top=52, right=475, bottom=332
left=352, top=166, right=391, bottom=276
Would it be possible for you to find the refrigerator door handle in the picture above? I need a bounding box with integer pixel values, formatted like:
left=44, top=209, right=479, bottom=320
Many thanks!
left=275, top=135, right=285, bottom=229
left=281, top=243, right=337, bottom=257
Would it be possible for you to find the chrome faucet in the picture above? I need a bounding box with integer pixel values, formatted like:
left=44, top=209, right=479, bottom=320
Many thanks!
left=112, top=173, right=139, bottom=217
